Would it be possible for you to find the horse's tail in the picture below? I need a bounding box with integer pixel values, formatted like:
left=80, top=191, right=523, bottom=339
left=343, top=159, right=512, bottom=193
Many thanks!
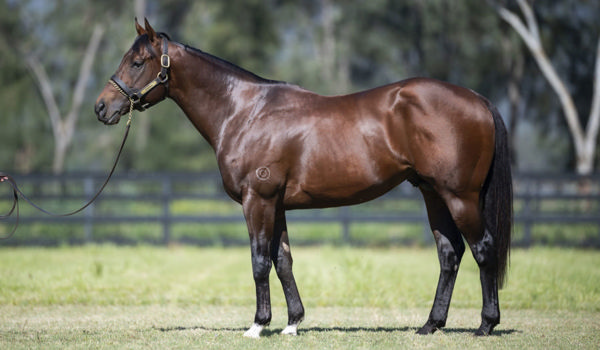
left=480, top=98, right=513, bottom=289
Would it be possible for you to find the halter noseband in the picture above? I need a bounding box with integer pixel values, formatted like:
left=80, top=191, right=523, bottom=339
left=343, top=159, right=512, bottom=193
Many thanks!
left=110, top=35, right=170, bottom=111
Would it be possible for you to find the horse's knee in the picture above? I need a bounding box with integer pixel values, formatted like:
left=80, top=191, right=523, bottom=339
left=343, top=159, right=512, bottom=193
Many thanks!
left=252, top=253, right=272, bottom=282
left=433, top=230, right=464, bottom=272
left=470, top=229, right=497, bottom=269
left=272, top=240, right=294, bottom=274
left=275, top=257, right=292, bottom=279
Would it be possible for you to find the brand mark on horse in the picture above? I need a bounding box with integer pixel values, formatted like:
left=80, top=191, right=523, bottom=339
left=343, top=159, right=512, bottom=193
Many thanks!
left=256, top=167, right=271, bottom=181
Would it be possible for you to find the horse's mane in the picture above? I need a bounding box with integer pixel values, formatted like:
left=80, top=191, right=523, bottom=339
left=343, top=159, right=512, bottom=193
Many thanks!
left=181, top=43, right=285, bottom=85
left=133, top=32, right=285, bottom=85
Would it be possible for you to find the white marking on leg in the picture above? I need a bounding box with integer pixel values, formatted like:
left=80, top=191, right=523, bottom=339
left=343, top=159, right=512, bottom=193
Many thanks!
left=243, top=323, right=264, bottom=339
left=281, top=323, right=299, bottom=336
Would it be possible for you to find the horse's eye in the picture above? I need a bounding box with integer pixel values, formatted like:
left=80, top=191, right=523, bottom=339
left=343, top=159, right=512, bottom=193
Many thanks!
left=132, top=60, right=144, bottom=68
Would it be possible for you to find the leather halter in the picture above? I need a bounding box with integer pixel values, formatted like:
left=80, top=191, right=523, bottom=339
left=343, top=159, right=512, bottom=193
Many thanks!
left=110, top=35, right=170, bottom=111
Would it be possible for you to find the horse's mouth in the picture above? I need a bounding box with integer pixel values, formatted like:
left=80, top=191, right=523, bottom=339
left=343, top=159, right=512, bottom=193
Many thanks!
left=103, top=112, right=121, bottom=125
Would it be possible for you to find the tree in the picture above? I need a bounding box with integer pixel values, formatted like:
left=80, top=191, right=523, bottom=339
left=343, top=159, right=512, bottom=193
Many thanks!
left=491, top=0, right=600, bottom=174
left=25, top=24, right=104, bottom=174
left=0, top=1, right=125, bottom=174
left=0, top=0, right=42, bottom=173
left=1, top=1, right=592, bottom=174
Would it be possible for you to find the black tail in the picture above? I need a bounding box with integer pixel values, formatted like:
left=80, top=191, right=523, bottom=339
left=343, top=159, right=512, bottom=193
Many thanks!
left=481, top=99, right=513, bottom=289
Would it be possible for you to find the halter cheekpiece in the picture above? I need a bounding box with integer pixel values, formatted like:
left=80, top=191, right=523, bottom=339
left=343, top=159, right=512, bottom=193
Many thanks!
left=110, top=34, right=170, bottom=111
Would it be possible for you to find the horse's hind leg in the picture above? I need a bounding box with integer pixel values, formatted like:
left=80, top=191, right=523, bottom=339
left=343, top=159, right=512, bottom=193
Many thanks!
left=443, top=192, right=500, bottom=335
left=271, top=209, right=305, bottom=335
left=417, top=189, right=465, bottom=334
left=469, top=228, right=500, bottom=335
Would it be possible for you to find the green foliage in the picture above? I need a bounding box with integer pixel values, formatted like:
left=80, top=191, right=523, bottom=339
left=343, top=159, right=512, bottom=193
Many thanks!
left=181, top=0, right=279, bottom=76
left=0, top=0, right=598, bottom=174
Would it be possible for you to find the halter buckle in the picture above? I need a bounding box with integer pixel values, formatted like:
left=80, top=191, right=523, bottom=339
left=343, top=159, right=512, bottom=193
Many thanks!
left=161, top=54, right=170, bottom=69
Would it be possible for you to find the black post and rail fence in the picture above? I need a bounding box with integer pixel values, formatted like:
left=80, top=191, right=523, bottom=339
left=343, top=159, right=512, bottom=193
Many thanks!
left=1, top=172, right=599, bottom=247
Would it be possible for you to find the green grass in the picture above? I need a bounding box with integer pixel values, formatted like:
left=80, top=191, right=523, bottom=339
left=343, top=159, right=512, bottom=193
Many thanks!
left=0, top=246, right=599, bottom=348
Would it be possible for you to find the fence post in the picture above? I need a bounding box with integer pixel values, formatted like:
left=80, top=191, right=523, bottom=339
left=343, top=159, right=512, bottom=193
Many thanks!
left=83, top=176, right=95, bottom=243
left=521, top=194, right=531, bottom=247
left=421, top=200, right=432, bottom=244
left=340, top=206, right=350, bottom=244
left=162, top=176, right=172, bottom=245
left=521, top=178, right=537, bottom=247
left=597, top=193, right=600, bottom=246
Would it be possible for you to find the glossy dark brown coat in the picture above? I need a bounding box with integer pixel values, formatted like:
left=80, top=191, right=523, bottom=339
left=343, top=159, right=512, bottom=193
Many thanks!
left=95, top=20, right=512, bottom=337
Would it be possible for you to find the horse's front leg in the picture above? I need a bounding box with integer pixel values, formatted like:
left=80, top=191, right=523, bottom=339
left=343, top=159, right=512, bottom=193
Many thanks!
left=242, top=188, right=277, bottom=339
left=271, top=208, right=304, bottom=335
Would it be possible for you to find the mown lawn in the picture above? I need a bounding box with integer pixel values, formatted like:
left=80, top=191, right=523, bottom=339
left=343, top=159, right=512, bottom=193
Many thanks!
left=0, top=246, right=599, bottom=349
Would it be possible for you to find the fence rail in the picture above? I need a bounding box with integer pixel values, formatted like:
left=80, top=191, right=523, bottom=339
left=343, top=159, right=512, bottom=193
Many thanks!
left=1, top=172, right=599, bottom=247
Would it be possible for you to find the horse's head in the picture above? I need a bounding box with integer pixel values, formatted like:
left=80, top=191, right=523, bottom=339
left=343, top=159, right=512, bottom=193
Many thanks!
left=95, top=18, right=170, bottom=125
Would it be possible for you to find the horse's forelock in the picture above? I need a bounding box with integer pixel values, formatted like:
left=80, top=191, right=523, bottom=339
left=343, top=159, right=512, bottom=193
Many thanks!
left=131, top=34, right=150, bottom=54
left=131, top=33, right=169, bottom=57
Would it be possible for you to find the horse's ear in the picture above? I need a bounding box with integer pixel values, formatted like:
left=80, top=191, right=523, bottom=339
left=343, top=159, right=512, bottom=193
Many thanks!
left=144, top=18, right=157, bottom=41
left=135, top=17, right=145, bottom=36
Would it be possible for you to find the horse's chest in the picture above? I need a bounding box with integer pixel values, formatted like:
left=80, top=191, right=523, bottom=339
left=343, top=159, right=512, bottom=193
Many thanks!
left=216, top=157, right=245, bottom=202
left=216, top=149, right=285, bottom=202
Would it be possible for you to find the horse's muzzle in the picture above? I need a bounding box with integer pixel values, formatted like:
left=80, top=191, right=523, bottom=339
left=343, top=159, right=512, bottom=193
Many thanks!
left=95, top=100, right=107, bottom=121
left=95, top=99, right=120, bottom=125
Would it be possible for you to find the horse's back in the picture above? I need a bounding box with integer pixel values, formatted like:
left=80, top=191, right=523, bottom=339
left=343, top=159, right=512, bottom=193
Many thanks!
left=221, top=77, right=496, bottom=209
left=277, top=78, right=494, bottom=208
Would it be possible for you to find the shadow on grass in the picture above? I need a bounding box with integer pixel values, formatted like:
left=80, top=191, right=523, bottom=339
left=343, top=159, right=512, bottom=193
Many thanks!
left=278, top=327, right=520, bottom=337
left=431, top=328, right=521, bottom=336
left=154, top=326, right=247, bottom=332
left=154, top=325, right=520, bottom=337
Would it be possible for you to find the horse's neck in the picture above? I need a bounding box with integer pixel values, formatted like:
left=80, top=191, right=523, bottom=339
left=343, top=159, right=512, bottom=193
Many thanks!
left=167, top=43, right=266, bottom=150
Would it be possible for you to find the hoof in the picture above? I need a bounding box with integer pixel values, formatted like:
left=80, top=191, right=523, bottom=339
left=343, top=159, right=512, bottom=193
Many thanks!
left=243, top=323, right=264, bottom=339
left=475, top=319, right=497, bottom=336
left=281, top=324, right=299, bottom=336
left=416, top=320, right=443, bottom=335
left=416, top=326, right=437, bottom=335
left=474, top=325, right=495, bottom=336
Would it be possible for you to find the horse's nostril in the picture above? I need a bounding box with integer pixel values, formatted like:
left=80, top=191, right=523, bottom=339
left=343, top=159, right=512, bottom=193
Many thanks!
left=95, top=101, right=106, bottom=119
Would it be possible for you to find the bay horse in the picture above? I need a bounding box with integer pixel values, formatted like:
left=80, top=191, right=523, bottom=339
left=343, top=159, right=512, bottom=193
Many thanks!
left=95, top=19, right=512, bottom=337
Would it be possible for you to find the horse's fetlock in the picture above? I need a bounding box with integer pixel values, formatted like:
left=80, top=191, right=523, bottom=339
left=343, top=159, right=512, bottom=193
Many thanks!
left=254, top=311, right=272, bottom=326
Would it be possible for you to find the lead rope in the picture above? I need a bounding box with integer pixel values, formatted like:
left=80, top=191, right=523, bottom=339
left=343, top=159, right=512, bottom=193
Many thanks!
left=0, top=98, right=135, bottom=240
left=109, top=79, right=135, bottom=126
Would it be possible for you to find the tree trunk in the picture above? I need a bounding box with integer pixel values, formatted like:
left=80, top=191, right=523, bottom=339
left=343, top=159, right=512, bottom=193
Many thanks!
left=26, top=24, right=104, bottom=174
left=492, top=0, right=600, bottom=174
left=319, top=0, right=336, bottom=93
left=501, top=28, right=524, bottom=167
left=135, top=0, right=151, bottom=152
